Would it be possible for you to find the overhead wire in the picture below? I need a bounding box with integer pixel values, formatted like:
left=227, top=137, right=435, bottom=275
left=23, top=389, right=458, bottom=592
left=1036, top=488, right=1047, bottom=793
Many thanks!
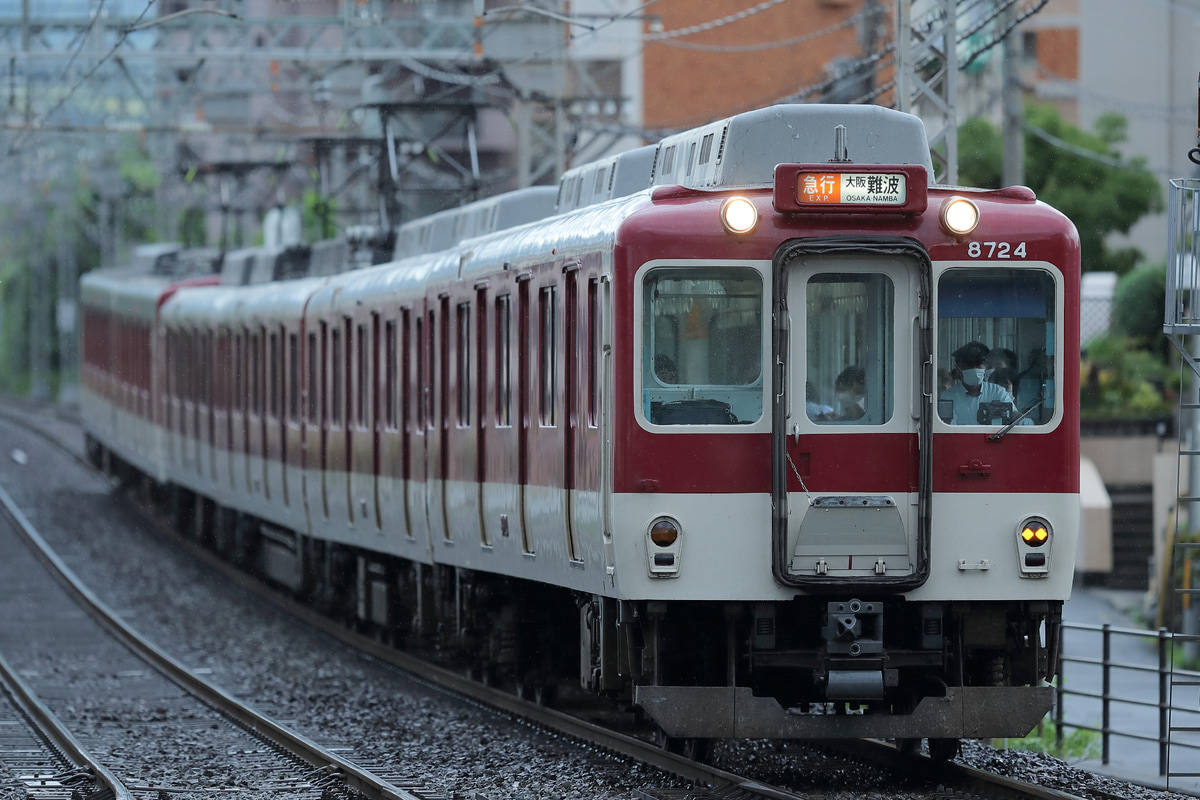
left=958, top=0, right=1048, bottom=70
left=642, top=0, right=791, bottom=41
left=650, top=7, right=874, bottom=53
left=3, top=0, right=158, bottom=160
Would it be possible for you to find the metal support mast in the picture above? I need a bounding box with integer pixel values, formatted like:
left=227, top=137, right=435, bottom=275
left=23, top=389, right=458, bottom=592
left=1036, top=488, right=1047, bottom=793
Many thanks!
left=1160, top=71, right=1200, bottom=791
left=895, top=0, right=958, bottom=185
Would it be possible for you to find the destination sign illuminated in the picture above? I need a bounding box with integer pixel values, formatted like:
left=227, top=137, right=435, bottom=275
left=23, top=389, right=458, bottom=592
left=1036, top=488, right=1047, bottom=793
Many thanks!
left=798, top=172, right=908, bottom=206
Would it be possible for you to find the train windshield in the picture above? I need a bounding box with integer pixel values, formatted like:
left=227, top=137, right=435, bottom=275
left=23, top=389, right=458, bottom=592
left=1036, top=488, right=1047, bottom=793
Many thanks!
left=936, top=268, right=1057, bottom=427
left=641, top=267, right=763, bottom=425
left=805, top=273, right=895, bottom=425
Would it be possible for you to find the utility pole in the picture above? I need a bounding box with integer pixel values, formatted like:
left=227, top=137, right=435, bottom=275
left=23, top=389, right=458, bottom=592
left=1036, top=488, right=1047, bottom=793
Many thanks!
left=1002, top=2, right=1025, bottom=188
left=55, top=209, right=79, bottom=406
left=29, top=242, right=51, bottom=402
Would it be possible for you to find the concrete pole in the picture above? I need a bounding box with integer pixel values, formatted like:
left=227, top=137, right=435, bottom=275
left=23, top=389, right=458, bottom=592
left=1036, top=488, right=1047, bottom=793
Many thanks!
left=1002, top=3, right=1025, bottom=188
left=29, top=249, right=51, bottom=402
left=55, top=218, right=78, bottom=406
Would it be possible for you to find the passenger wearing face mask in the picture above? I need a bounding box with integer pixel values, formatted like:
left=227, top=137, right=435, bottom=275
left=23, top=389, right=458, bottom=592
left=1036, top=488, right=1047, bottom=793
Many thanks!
left=817, top=365, right=866, bottom=422
left=938, top=341, right=1014, bottom=425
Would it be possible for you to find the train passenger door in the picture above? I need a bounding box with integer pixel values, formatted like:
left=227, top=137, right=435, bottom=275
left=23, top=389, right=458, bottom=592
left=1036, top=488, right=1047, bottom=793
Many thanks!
left=774, top=240, right=932, bottom=590
left=347, top=317, right=380, bottom=530
left=264, top=328, right=281, bottom=503
left=475, top=290, right=489, bottom=547
left=302, top=327, right=322, bottom=524
left=563, top=270, right=580, bottom=562
left=323, top=321, right=348, bottom=525
left=516, top=278, right=532, bottom=554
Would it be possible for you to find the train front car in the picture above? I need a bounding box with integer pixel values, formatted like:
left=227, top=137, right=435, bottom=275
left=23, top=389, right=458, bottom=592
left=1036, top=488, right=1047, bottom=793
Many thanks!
left=606, top=106, right=1079, bottom=752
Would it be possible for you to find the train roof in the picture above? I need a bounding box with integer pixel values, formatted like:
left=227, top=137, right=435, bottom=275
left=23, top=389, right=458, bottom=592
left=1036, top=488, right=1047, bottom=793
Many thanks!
left=218, top=239, right=362, bottom=286
left=80, top=269, right=172, bottom=323
left=308, top=250, right=445, bottom=314
left=647, top=104, right=934, bottom=192
left=392, top=185, right=559, bottom=260
left=556, top=145, right=656, bottom=213
left=162, top=275, right=329, bottom=327
left=387, top=104, right=934, bottom=263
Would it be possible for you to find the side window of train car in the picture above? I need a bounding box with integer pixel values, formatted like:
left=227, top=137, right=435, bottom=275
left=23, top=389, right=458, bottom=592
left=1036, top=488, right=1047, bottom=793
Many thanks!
left=641, top=267, right=764, bottom=426
left=936, top=268, right=1057, bottom=427
left=495, top=294, right=512, bottom=427
left=331, top=325, right=342, bottom=427
left=307, top=331, right=319, bottom=423
left=288, top=332, right=299, bottom=424
left=805, top=273, right=895, bottom=426
left=540, top=286, right=557, bottom=427
left=385, top=319, right=398, bottom=431
left=457, top=302, right=471, bottom=427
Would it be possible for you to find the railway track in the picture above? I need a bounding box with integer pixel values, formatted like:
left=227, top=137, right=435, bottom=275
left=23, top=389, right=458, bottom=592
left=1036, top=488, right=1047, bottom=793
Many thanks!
left=0, top=649, right=117, bottom=800
left=0, top=400, right=1136, bottom=800
left=0, top=479, right=441, bottom=800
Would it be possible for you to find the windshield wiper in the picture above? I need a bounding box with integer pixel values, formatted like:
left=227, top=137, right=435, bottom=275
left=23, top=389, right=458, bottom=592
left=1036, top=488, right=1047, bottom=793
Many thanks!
left=987, top=394, right=1045, bottom=442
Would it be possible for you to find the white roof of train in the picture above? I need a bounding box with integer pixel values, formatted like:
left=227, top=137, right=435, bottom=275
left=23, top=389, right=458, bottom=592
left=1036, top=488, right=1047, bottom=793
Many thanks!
left=80, top=269, right=177, bottom=324
left=161, top=277, right=328, bottom=328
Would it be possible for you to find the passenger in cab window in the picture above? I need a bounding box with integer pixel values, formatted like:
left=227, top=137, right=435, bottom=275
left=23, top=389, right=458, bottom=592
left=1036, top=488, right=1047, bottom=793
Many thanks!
left=939, top=341, right=1015, bottom=425
left=806, top=381, right=833, bottom=419
left=985, top=347, right=1018, bottom=377
left=988, top=367, right=1035, bottom=425
left=816, top=365, right=866, bottom=423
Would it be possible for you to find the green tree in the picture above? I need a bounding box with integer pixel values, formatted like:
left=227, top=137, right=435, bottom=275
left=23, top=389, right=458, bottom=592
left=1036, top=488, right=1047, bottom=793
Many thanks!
left=0, top=134, right=165, bottom=396
left=958, top=105, right=1163, bottom=275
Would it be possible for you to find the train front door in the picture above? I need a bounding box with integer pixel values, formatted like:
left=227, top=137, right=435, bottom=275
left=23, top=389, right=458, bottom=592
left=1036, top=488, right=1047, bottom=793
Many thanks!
left=774, top=240, right=932, bottom=589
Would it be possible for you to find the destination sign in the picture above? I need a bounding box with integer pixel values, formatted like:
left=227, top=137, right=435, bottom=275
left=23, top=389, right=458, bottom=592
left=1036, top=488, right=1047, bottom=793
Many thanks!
left=797, top=172, right=908, bottom=205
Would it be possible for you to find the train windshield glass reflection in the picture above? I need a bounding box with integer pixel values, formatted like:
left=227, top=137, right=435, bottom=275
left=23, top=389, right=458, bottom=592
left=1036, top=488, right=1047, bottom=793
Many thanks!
left=937, top=268, right=1056, bottom=426
left=805, top=273, right=895, bottom=425
left=642, top=267, right=763, bottom=426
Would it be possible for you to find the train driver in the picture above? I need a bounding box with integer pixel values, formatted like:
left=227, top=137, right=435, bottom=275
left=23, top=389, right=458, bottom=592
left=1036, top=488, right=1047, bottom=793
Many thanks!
left=939, top=341, right=1016, bottom=425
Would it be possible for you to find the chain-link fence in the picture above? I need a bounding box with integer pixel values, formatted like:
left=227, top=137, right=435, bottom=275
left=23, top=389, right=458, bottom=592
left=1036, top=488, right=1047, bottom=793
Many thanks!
left=1081, top=271, right=1117, bottom=348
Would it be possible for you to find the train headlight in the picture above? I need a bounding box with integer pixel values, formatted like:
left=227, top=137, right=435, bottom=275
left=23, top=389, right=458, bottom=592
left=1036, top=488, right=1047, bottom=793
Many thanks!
left=647, top=516, right=682, bottom=577
left=721, top=196, right=758, bottom=235
left=940, top=196, right=980, bottom=236
left=1016, top=516, right=1052, bottom=577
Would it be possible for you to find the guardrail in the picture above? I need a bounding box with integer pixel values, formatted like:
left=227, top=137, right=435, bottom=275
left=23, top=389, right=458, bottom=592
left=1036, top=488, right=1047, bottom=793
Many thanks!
left=1055, top=621, right=1200, bottom=778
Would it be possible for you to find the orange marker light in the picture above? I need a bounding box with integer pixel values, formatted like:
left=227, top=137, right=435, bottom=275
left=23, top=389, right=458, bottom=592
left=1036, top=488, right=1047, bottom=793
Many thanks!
left=650, top=519, right=680, bottom=547
left=1020, top=525, right=1049, bottom=546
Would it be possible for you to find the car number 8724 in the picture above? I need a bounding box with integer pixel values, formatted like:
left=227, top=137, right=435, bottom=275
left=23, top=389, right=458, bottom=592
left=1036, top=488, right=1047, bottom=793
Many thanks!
left=968, top=241, right=1026, bottom=259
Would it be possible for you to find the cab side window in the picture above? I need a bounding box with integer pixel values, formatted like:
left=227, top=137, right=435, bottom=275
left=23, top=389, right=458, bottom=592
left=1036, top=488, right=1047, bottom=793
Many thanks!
left=641, top=267, right=763, bottom=426
left=937, top=269, right=1056, bottom=427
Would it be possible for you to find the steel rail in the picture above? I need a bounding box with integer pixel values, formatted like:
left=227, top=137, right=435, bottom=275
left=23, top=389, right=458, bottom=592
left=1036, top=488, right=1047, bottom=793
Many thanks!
left=117, top=492, right=1099, bottom=800
left=0, top=648, right=132, bottom=800
left=0, top=481, right=426, bottom=800
left=0, top=403, right=1100, bottom=800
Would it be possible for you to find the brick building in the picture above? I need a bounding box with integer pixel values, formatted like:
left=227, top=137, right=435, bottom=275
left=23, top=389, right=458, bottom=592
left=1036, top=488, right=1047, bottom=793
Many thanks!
left=639, top=0, right=888, bottom=131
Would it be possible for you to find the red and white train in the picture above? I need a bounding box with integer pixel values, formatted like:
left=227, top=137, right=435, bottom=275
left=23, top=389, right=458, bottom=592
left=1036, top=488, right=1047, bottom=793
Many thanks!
left=81, top=103, right=1080, bottom=758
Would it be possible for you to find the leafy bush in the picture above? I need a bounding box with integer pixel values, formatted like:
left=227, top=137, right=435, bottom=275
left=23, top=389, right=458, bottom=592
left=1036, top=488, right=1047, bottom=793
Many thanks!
left=1080, top=333, right=1178, bottom=418
left=1080, top=264, right=1178, bottom=418
left=1112, top=265, right=1167, bottom=351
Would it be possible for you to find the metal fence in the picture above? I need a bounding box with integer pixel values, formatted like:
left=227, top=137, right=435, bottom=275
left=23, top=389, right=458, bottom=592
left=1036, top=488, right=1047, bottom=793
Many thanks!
left=1056, top=620, right=1200, bottom=779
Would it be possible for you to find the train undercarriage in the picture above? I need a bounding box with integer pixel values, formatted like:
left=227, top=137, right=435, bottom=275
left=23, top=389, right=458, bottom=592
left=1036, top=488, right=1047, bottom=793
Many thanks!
left=91, top=441, right=1060, bottom=757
